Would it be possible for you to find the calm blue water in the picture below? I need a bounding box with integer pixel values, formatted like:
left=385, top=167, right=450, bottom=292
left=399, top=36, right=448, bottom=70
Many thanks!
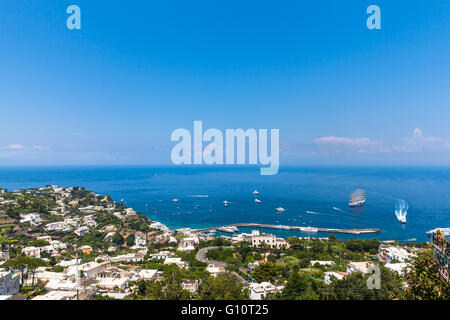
left=0, top=166, right=449, bottom=242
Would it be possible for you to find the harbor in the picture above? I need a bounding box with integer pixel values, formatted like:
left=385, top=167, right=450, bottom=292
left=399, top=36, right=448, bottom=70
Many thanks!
left=192, top=223, right=382, bottom=235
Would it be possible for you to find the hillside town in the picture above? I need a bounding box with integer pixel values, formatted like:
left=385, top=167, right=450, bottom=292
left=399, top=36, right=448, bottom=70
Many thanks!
left=0, top=185, right=448, bottom=300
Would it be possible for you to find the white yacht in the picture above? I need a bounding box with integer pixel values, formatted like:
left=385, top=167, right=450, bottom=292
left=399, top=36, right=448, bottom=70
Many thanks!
left=252, top=190, right=259, bottom=195
left=276, top=207, right=285, bottom=213
left=300, top=226, right=318, bottom=233
left=217, top=226, right=239, bottom=233
left=254, top=198, right=261, bottom=204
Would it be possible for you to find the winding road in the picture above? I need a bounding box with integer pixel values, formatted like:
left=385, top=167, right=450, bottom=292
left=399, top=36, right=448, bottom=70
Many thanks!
left=196, top=246, right=250, bottom=286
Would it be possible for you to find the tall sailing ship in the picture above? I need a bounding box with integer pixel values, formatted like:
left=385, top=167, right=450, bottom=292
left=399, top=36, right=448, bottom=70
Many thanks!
left=349, top=189, right=366, bottom=207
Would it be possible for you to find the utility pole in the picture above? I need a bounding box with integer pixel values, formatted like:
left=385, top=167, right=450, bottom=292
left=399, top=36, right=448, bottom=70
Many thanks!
left=75, top=245, right=80, bottom=300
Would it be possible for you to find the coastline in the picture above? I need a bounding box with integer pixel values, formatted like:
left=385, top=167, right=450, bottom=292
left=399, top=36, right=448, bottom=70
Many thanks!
left=1, top=166, right=449, bottom=242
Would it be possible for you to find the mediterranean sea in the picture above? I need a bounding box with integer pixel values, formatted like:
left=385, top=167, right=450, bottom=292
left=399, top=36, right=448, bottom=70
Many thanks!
left=0, top=166, right=449, bottom=242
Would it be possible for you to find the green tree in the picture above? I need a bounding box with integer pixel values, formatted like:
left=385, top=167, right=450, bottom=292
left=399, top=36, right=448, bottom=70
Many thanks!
left=252, top=262, right=278, bottom=283
left=280, top=266, right=318, bottom=300
left=3, top=256, right=47, bottom=286
left=125, top=234, right=135, bottom=247
left=325, top=266, right=402, bottom=300
left=197, top=274, right=249, bottom=300
left=404, top=257, right=450, bottom=300
left=112, top=233, right=124, bottom=245
left=162, top=265, right=183, bottom=300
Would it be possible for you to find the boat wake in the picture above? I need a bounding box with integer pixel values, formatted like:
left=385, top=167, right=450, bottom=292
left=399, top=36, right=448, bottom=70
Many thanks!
left=306, top=210, right=321, bottom=215
left=395, top=199, right=408, bottom=223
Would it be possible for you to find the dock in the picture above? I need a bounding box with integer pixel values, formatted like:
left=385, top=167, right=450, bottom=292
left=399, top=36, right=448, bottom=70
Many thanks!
left=193, top=223, right=381, bottom=235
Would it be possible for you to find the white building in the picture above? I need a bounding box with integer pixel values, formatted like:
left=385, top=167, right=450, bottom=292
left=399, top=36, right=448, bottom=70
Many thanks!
left=19, top=213, right=43, bottom=226
left=324, top=271, right=347, bottom=285
left=385, top=262, right=410, bottom=276
left=134, top=269, right=158, bottom=281
left=67, top=261, right=111, bottom=279
left=74, top=226, right=90, bottom=237
left=311, top=260, right=336, bottom=266
left=57, top=259, right=81, bottom=267
left=177, top=235, right=198, bottom=252
left=347, top=262, right=371, bottom=274
left=45, top=221, right=72, bottom=233
left=378, top=246, right=416, bottom=263
left=236, top=230, right=288, bottom=249
left=149, top=222, right=168, bottom=231
left=181, top=279, right=199, bottom=293
left=22, top=246, right=40, bottom=258
left=109, top=253, right=144, bottom=263
left=206, top=264, right=225, bottom=276
left=150, top=251, right=174, bottom=260
left=164, top=258, right=188, bottom=269
left=101, top=292, right=130, bottom=299
left=249, top=282, right=283, bottom=300
left=96, top=277, right=129, bottom=290
left=135, top=235, right=147, bottom=247
left=32, top=290, right=77, bottom=300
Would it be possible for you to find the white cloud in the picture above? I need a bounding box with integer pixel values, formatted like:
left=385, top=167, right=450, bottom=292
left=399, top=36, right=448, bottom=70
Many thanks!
left=0, top=144, right=50, bottom=153
left=394, top=128, right=450, bottom=153
left=31, top=145, right=49, bottom=150
left=1, top=144, right=25, bottom=150
left=314, top=128, right=450, bottom=155
left=314, top=136, right=388, bottom=154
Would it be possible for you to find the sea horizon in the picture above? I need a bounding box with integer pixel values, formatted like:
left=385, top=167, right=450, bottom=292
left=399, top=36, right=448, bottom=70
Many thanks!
left=1, top=165, right=448, bottom=242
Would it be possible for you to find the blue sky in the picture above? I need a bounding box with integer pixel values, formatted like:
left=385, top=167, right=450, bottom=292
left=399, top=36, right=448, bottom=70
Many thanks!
left=0, top=0, right=449, bottom=165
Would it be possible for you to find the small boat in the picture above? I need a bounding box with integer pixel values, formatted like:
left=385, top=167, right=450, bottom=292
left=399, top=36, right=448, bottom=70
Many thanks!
left=223, top=200, right=229, bottom=207
left=276, top=207, right=285, bottom=213
left=298, top=215, right=302, bottom=218
left=252, top=190, right=259, bottom=195
left=254, top=198, right=261, bottom=204
left=208, top=209, right=213, bottom=213
left=194, top=204, right=200, bottom=210
left=171, top=198, right=180, bottom=202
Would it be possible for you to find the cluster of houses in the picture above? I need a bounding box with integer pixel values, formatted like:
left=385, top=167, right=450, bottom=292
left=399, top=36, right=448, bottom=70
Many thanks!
left=323, top=243, right=418, bottom=285
left=29, top=258, right=161, bottom=300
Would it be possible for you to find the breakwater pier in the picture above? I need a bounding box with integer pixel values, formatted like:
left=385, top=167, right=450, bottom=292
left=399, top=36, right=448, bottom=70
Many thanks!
left=193, top=223, right=381, bottom=235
